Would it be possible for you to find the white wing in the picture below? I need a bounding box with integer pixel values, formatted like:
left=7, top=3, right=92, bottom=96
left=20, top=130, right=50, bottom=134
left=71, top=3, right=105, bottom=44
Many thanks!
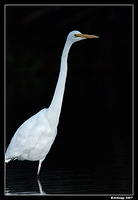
left=5, top=108, right=57, bottom=162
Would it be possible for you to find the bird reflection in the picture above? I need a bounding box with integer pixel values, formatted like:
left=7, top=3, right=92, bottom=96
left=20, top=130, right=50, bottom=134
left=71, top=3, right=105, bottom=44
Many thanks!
left=37, top=177, right=46, bottom=195
left=5, top=177, right=46, bottom=195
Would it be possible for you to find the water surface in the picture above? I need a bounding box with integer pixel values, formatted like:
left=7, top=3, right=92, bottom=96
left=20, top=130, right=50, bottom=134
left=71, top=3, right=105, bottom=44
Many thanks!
left=5, top=154, right=132, bottom=195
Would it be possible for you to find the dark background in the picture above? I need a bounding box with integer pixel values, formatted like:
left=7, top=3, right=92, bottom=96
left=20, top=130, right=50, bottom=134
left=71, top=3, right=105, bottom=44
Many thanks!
left=6, top=5, right=132, bottom=194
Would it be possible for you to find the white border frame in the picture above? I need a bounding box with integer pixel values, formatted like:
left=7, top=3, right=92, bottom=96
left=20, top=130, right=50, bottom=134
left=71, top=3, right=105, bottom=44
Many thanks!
left=4, top=4, right=134, bottom=197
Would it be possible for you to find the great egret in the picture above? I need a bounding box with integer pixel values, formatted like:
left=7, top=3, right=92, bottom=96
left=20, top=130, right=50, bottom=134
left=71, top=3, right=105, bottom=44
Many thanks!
left=5, top=30, right=99, bottom=176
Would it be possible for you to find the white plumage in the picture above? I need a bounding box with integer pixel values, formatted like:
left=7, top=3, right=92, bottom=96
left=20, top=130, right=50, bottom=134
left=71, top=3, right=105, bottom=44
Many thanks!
left=6, top=109, right=57, bottom=162
left=5, top=30, right=99, bottom=176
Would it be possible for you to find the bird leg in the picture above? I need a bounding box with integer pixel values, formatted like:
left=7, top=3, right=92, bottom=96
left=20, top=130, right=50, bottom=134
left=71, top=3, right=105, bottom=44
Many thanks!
left=37, top=160, right=42, bottom=177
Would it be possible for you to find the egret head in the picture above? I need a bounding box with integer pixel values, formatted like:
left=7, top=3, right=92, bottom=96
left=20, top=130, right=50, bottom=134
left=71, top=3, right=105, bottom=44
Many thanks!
left=66, top=30, right=99, bottom=44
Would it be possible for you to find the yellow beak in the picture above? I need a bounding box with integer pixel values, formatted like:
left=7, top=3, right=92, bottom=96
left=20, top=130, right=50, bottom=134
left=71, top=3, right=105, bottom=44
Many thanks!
left=75, top=34, right=99, bottom=39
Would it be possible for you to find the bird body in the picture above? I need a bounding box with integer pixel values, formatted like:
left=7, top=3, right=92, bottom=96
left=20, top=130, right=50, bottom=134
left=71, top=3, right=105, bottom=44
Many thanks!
left=5, top=30, right=99, bottom=176
left=5, top=109, right=57, bottom=162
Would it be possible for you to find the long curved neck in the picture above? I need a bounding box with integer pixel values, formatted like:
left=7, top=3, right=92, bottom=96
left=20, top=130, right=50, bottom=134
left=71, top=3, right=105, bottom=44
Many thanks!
left=48, top=40, right=72, bottom=127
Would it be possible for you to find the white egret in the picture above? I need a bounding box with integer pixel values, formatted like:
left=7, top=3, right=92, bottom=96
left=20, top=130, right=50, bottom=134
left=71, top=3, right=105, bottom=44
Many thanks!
left=5, top=30, right=99, bottom=176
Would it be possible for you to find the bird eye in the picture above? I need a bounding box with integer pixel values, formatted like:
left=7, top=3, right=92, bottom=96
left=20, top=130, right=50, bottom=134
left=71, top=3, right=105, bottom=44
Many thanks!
left=74, top=34, right=77, bottom=37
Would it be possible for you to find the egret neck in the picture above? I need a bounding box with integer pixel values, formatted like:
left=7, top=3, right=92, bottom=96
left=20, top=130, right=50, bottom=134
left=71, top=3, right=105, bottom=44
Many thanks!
left=48, top=40, right=72, bottom=128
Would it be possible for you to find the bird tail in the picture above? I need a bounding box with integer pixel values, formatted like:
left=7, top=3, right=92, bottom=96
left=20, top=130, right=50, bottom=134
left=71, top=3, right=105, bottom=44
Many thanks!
left=5, top=158, right=11, bottom=163
left=5, top=152, right=11, bottom=164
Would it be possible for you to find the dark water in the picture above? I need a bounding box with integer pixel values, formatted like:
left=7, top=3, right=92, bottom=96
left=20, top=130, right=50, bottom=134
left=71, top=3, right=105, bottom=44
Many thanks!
left=5, top=153, right=132, bottom=196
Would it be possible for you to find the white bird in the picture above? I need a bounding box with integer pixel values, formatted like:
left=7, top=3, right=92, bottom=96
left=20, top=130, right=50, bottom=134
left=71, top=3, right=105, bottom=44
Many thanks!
left=5, top=30, right=99, bottom=176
